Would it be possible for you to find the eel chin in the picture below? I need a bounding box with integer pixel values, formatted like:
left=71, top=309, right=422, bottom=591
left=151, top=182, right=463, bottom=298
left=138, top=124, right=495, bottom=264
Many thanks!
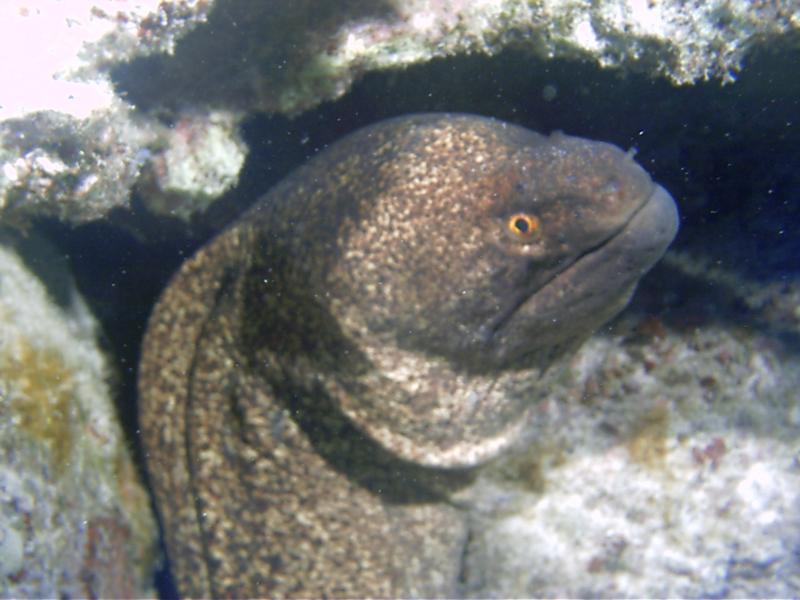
left=491, top=183, right=679, bottom=365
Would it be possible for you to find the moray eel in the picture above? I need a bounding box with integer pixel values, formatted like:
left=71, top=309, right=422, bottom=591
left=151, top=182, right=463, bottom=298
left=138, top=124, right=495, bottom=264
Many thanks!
left=138, top=113, right=678, bottom=598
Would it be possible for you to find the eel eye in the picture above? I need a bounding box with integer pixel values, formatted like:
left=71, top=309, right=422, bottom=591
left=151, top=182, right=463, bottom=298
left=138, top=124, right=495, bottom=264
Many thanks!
left=507, top=213, right=540, bottom=238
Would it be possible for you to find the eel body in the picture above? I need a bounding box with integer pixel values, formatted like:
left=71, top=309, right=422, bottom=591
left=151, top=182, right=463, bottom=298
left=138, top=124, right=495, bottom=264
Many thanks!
left=138, top=113, right=678, bottom=597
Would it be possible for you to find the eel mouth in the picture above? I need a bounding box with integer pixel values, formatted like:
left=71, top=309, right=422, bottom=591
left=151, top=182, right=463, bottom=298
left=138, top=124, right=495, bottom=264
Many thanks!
left=479, top=183, right=679, bottom=344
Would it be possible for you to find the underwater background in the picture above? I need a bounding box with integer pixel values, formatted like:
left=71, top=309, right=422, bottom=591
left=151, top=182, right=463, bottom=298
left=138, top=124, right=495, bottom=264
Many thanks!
left=0, top=1, right=799, bottom=597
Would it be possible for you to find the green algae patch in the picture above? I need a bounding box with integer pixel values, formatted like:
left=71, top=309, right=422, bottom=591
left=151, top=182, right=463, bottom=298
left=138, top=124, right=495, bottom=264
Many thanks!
left=3, top=338, right=80, bottom=473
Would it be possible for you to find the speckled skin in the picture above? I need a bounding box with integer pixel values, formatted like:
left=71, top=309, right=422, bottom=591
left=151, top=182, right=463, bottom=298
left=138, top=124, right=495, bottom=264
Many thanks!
left=138, top=113, right=678, bottom=597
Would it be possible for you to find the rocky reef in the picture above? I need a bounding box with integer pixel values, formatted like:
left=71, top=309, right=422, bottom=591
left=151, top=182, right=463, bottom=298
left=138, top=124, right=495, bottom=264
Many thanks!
left=0, top=240, right=156, bottom=597
left=463, top=307, right=800, bottom=597
left=1, top=0, right=797, bottom=225
left=0, top=0, right=798, bottom=597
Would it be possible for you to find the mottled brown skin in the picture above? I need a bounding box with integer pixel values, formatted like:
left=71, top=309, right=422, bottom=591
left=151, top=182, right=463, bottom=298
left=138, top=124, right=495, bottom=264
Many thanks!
left=138, top=114, right=678, bottom=598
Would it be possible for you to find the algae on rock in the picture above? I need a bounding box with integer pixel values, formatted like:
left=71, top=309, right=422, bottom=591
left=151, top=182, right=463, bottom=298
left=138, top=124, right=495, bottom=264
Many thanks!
left=0, top=243, right=157, bottom=598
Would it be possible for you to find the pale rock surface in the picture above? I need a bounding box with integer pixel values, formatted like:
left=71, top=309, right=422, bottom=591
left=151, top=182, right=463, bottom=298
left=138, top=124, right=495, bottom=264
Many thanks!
left=462, top=307, right=800, bottom=598
left=0, top=242, right=157, bottom=597
left=2, top=0, right=798, bottom=224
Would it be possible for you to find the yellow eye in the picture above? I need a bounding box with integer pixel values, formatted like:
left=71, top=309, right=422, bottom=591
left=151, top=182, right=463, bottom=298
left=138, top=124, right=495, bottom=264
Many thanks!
left=507, top=213, right=540, bottom=238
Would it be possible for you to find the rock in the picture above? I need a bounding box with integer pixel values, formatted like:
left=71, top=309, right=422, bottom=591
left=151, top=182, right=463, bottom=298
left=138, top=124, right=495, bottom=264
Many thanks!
left=0, top=104, right=154, bottom=225
left=137, top=110, right=248, bottom=220
left=460, top=308, right=800, bottom=598
left=0, top=241, right=157, bottom=598
left=2, top=0, right=798, bottom=225
left=120, top=0, right=800, bottom=116
left=0, top=0, right=215, bottom=225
